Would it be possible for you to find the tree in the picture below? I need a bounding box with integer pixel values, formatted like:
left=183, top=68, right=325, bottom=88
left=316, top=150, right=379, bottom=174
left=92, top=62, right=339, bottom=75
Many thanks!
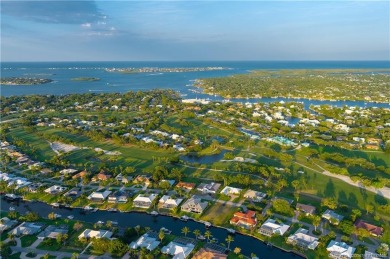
left=42, top=253, right=50, bottom=259
left=365, top=204, right=374, bottom=215
left=135, top=225, right=141, bottom=236
left=193, top=229, right=201, bottom=239
left=71, top=253, right=79, bottom=259
left=234, top=247, right=241, bottom=255
left=181, top=226, right=190, bottom=237
left=351, top=209, right=361, bottom=222
left=321, top=197, right=337, bottom=210
left=225, top=235, right=234, bottom=250
left=158, top=230, right=165, bottom=243
left=204, top=230, right=212, bottom=243
left=48, top=212, right=56, bottom=220
left=312, top=215, right=321, bottom=232
left=73, top=221, right=83, bottom=232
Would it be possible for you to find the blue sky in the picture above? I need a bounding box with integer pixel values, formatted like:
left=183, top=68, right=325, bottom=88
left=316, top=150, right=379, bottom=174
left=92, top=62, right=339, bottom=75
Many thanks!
left=1, top=1, right=389, bottom=61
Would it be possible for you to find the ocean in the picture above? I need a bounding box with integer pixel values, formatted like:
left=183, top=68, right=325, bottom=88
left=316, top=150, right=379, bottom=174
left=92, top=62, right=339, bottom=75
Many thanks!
left=1, top=61, right=389, bottom=108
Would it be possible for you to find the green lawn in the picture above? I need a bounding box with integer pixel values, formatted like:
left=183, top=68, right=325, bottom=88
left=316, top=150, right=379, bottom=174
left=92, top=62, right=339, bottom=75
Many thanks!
left=20, top=235, right=38, bottom=247
left=201, top=202, right=238, bottom=226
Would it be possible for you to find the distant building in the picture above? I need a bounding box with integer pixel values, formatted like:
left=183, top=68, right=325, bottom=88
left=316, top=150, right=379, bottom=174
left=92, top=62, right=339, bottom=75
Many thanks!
left=0, top=217, right=18, bottom=233
left=220, top=186, right=242, bottom=196
left=133, top=193, right=158, bottom=208
left=176, top=181, right=196, bottom=191
left=87, top=190, right=112, bottom=202
left=322, top=210, right=344, bottom=225
left=108, top=191, right=129, bottom=203
left=244, top=190, right=267, bottom=202
left=10, top=222, right=44, bottom=236
left=296, top=203, right=316, bottom=216
left=192, top=248, right=227, bottom=259
left=44, top=185, right=67, bottom=195
left=129, top=232, right=160, bottom=251
left=197, top=182, right=221, bottom=194
left=78, top=229, right=113, bottom=240
left=161, top=240, right=195, bottom=258
left=159, top=195, right=183, bottom=209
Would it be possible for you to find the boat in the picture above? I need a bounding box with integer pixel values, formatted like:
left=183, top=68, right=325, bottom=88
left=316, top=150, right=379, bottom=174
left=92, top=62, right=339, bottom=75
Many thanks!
left=204, top=221, right=212, bottom=228
left=107, top=208, right=117, bottom=212
left=211, top=237, right=219, bottom=243
left=83, top=205, right=93, bottom=211
left=197, top=235, right=206, bottom=241
left=227, top=228, right=235, bottom=234
left=93, top=208, right=98, bottom=212
left=96, top=221, right=104, bottom=225
left=54, top=213, right=62, bottom=218
left=160, top=227, right=172, bottom=234
left=180, top=215, right=189, bottom=221
left=150, top=211, right=158, bottom=216
left=4, top=194, right=21, bottom=201
left=67, top=215, right=74, bottom=220
left=9, top=206, right=15, bottom=211
left=51, top=203, right=60, bottom=208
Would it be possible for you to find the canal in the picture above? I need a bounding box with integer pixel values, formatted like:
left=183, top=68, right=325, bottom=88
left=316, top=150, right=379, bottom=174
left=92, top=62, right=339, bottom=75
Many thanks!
left=1, top=199, right=302, bottom=259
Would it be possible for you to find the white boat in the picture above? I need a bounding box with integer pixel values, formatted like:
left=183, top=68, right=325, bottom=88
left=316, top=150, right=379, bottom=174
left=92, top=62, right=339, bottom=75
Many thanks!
left=227, top=228, right=235, bottom=234
left=180, top=215, right=189, bottom=221
left=9, top=206, right=15, bottom=211
left=51, top=203, right=60, bottom=208
left=93, top=208, right=98, bottom=212
left=67, top=215, right=74, bottom=220
left=54, top=213, right=62, bottom=218
left=150, top=211, right=158, bottom=216
left=84, top=205, right=93, bottom=211
left=197, top=235, right=206, bottom=240
left=107, top=208, right=117, bottom=212
left=96, top=221, right=104, bottom=225
left=204, top=221, right=212, bottom=227
left=160, top=227, right=172, bottom=234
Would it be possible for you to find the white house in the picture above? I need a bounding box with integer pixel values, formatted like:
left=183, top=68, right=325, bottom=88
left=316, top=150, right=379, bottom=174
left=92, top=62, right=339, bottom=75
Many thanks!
left=326, top=241, right=356, bottom=259
left=87, top=190, right=112, bottom=201
left=244, top=190, right=267, bottom=202
left=259, top=219, right=290, bottom=237
left=159, top=195, right=183, bottom=208
left=133, top=193, right=158, bottom=208
left=287, top=228, right=319, bottom=250
left=78, top=229, right=113, bottom=240
left=220, top=186, right=242, bottom=196
left=44, top=185, right=67, bottom=194
left=161, top=241, right=195, bottom=259
left=129, top=232, right=160, bottom=251
left=197, top=182, right=221, bottom=194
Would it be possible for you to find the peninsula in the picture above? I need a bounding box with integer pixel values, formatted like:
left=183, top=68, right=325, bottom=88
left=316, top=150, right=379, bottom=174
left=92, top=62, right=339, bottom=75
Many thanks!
left=0, top=77, right=53, bottom=85
left=105, top=66, right=229, bottom=74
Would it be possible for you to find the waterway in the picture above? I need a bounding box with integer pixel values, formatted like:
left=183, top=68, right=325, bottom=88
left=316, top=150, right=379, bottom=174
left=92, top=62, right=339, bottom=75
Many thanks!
left=1, top=198, right=301, bottom=259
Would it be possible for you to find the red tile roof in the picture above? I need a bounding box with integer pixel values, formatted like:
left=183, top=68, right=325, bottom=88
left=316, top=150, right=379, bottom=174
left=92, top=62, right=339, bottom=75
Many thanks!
left=355, top=219, right=383, bottom=236
left=230, top=210, right=257, bottom=227
left=176, top=181, right=196, bottom=189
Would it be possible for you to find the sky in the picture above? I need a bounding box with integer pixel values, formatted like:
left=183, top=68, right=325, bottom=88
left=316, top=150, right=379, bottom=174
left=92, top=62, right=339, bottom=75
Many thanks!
left=1, top=0, right=389, bottom=61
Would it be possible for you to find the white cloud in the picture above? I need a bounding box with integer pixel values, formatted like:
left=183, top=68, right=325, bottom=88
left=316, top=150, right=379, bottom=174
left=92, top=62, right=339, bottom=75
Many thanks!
left=81, top=23, right=92, bottom=28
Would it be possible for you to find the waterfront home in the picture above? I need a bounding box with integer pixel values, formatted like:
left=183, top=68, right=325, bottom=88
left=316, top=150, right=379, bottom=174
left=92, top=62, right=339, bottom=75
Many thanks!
left=133, top=193, right=158, bottom=208
left=326, top=241, right=356, bottom=259
left=197, top=182, right=221, bottom=194
left=44, top=185, right=67, bottom=194
left=259, top=219, right=290, bottom=237
left=181, top=196, right=208, bottom=214
left=64, top=188, right=81, bottom=199
left=78, top=229, right=113, bottom=240
left=159, top=195, right=183, bottom=209
left=286, top=228, right=319, bottom=250
left=10, top=222, right=44, bottom=236
left=37, top=225, right=68, bottom=239
left=229, top=210, right=257, bottom=229
left=176, top=181, right=196, bottom=191
left=244, top=190, right=267, bottom=202
left=220, top=186, right=242, bottom=196
left=129, top=232, right=160, bottom=251
left=108, top=191, right=129, bottom=203
left=354, top=219, right=383, bottom=237
left=322, top=210, right=344, bottom=225
left=161, top=240, right=195, bottom=259
left=87, top=190, right=112, bottom=202
left=59, top=168, right=78, bottom=175
left=7, top=177, right=31, bottom=189
left=296, top=203, right=316, bottom=216
left=0, top=217, right=18, bottom=233
left=192, top=248, right=227, bottom=259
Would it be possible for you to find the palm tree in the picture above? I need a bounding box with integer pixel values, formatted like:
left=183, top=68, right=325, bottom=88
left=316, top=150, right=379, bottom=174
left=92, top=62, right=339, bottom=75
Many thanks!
left=312, top=215, right=321, bottom=232
left=193, top=229, right=201, bottom=239
left=158, top=230, right=165, bottom=243
left=7, top=232, right=15, bottom=243
left=225, top=235, right=234, bottom=250
left=181, top=226, right=190, bottom=237
left=204, top=230, right=212, bottom=243
left=135, top=225, right=141, bottom=236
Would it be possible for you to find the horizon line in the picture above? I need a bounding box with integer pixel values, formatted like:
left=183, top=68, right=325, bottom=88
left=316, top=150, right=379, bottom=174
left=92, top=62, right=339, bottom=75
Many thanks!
left=1, top=60, right=390, bottom=63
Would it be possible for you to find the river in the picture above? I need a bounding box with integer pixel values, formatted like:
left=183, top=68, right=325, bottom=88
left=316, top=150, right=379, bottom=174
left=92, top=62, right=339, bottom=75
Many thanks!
left=1, top=198, right=302, bottom=259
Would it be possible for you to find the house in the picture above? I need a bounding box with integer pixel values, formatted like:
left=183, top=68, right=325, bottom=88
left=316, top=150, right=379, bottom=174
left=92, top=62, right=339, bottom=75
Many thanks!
left=10, top=222, right=44, bottom=236
left=78, top=229, right=113, bottom=240
left=40, top=168, right=53, bottom=174
left=133, top=193, right=158, bottom=208
left=326, top=241, right=356, bottom=259
left=44, top=185, right=67, bottom=194
left=161, top=240, right=195, bottom=259
left=133, top=175, right=152, bottom=186
left=181, top=196, right=208, bottom=214
left=37, top=225, right=68, bottom=239
left=354, top=220, right=383, bottom=237
left=322, top=210, right=344, bottom=225
left=159, top=195, right=183, bottom=209
left=87, top=190, right=112, bottom=202
left=287, top=228, right=319, bottom=250
left=108, top=191, right=129, bottom=203
left=244, top=190, right=267, bottom=202
left=192, top=248, right=227, bottom=259
left=72, top=171, right=87, bottom=179
left=176, top=181, right=196, bottom=191
left=129, top=232, right=160, bottom=251
left=0, top=217, right=18, bottom=233
left=59, top=168, right=78, bottom=175
left=197, top=182, right=221, bottom=194
left=115, top=173, right=132, bottom=184
left=259, top=219, right=290, bottom=237
left=220, top=186, right=242, bottom=196
left=64, top=187, right=81, bottom=199
left=94, top=172, right=112, bottom=181
left=296, top=203, right=316, bottom=216
left=230, top=210, right=257, bottom=229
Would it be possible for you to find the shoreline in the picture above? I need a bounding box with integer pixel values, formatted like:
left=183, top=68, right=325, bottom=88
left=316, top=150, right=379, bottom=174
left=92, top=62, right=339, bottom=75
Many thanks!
left=11, top=197, right=306, bottom=258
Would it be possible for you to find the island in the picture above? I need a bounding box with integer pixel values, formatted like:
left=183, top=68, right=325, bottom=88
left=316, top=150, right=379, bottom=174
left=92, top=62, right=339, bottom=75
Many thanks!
left=105, top=66, right=229, bottom=74
left=196, top=69, right=390, bottom=103
left=71, top=77, right=101, bottom=81
left=0, top=77, right=53, bottom=85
